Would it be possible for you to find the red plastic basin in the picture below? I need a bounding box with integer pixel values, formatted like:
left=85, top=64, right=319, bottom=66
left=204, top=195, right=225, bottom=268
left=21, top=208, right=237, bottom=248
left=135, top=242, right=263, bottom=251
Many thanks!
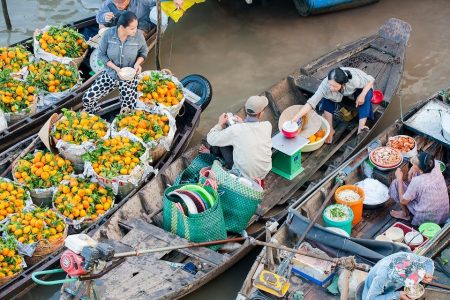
left=372, top=90, right=384, bottom=104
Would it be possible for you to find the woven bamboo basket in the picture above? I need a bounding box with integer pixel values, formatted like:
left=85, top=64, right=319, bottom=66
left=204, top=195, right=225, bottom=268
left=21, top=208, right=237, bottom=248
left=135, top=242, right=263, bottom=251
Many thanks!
left=0, top=271, right=21, bottom=286
left=25, top=226, right=68, bottom=266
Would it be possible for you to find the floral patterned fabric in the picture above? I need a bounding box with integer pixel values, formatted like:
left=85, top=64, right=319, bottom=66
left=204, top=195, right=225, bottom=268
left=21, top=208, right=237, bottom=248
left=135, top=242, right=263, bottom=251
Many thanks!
left=362, top=252, right=434, bottom=300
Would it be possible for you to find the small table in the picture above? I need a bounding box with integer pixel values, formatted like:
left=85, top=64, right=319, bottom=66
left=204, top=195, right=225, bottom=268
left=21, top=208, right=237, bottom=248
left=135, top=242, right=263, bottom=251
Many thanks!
left=271, top=132, right=309, bottom=180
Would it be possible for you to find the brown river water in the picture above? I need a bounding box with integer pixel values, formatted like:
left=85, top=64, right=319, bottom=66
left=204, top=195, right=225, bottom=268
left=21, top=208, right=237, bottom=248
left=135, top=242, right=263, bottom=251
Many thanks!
left=1, top=0, right=450, bottom=299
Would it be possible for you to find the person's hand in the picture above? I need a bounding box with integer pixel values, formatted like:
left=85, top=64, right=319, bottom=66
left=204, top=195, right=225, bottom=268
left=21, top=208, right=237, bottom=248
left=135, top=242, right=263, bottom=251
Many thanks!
left=173, top=0, right=183, bottom=8
left=134, top=63, right=142, bottom=74
left=292, top=114, right=302, bottom=125
left=356, top=95, right=365, bottom=107
left=104, top=12, right=114, bottom=22
left=234, top=115, right=243, bottom=123
left=400, top=291, right=411, bottom=300
left=422, top=273, right=433, bottom=283
left=395, top=168, right=404, bottom=180
left=218, top=113, right=228, bottom=128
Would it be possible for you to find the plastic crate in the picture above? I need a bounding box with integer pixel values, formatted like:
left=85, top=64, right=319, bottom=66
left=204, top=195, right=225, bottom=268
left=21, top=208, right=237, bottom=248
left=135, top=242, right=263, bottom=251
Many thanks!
left=382, top=222, right=429, bottom=251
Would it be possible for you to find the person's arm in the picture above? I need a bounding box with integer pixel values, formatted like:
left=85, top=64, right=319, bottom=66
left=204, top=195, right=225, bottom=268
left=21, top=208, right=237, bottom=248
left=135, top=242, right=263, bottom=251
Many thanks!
left=98, top=31, right=120, bottom=73
left=356, top=79, right=375, bottom=107
left=206, top=114, right=235, bottom=147
left=134, top=33, right=149, bottom=74
left=395, top=168, right=412, bottom=205
left=292, top=80, right=327, bottom=122
left=96, top=1, right=113, bottom=25
left=365, top=274, right=404, bottom=300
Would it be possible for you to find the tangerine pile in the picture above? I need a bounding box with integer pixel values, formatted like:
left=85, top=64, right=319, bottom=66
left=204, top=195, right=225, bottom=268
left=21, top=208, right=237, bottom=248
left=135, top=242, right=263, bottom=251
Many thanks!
left=137, top=71, right=183, bottom=108
left=0, top=45, right=31, bottom=72
left=115, top=110, right=170, bottom=143
left=308, top=128, right=326, bottom=143
left=53, top=109, right=108, bottom=144
left=14, top=151, right=73, bottom=189
left=0, top=179, right=29, bottom=222
left=36, top=26, right=88, bottom=58
left=53, top=177, right=114, bottom=221
left=0, top=72, right=36, bottom=114
left=0, top=236, right=23, bottom=279
left=27, top=60, right=79, bottom=94
left=6, top=207, right=66, bottom=244
left=82, top=136, right=146, bottom=179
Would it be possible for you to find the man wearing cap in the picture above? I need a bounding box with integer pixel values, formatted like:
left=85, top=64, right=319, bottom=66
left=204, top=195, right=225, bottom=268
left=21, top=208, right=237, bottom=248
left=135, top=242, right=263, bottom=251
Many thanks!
left=202, top=96, right=272, bottom=180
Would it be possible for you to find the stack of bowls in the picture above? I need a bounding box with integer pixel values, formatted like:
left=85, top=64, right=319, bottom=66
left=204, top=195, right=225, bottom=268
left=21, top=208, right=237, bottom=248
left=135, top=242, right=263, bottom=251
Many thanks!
left=168, top=184, right=215, bottom=216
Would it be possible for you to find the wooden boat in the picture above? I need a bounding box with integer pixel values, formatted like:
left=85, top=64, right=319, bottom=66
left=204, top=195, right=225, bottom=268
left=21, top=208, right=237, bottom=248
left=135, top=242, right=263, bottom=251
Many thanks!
left=0, top=74, right=211, bottom=299
left=292, top=0, right=379, bottom=16
left=0, top=16, right=157, bottom=152
left=18, top=18, right=414, bottom=299
left=238, top=91, right=450, bottom=299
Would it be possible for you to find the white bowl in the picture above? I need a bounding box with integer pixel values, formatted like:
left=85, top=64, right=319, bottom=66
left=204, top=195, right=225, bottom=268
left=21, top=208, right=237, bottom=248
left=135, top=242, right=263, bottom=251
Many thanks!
left=118, top=67, right=136, bottom=81
left=385, top=227, right=404, bottom=242
left=282, top=120, right=299, bottom=133
left=375, top=235, right=392, bottom=242
left=301, top=116, right=331, bottom=153
left=387, top=135, right=417, bottom=158
left=404, top=231, right=424, bottom=246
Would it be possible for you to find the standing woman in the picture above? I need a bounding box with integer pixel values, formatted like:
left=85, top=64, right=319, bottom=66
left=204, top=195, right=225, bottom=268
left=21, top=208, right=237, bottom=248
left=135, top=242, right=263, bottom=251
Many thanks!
left=292, top=67, right=375, bottom=143
left=83, top=11, right=148, bottom=114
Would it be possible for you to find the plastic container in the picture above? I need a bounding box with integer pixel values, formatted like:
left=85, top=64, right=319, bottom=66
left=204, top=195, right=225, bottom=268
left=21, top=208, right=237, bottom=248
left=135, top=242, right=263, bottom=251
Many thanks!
left=323, top=204, right=354, bottom=236
left=301, top=116, right=331, bottom=152
left=334, top=185, right=365, bottom=225
left=292, top=266, right=336, bottom=287
left=419, top=223, right=441, bottom=239
left=371, top=90, right=384, bottom=104
left=386, top=135, right=418, bottom=158
left=281, top=121, right=299, bottom=138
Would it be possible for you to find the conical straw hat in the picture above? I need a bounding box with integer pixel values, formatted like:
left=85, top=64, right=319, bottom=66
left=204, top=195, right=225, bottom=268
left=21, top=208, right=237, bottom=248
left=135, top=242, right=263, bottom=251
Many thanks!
left=278, top=105, right=322, bottom=138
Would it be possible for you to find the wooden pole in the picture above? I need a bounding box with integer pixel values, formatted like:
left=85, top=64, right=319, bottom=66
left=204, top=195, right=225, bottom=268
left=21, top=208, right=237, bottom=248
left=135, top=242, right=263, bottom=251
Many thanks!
left=155, top=0, right=162, bottom=70
left=1, top=0, right=11, bottom=31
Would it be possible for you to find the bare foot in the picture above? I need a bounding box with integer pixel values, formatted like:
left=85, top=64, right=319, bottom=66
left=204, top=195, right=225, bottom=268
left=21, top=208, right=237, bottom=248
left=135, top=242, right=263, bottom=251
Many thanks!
left=199, top=144, right=210, bottom=154
left=325, top=129, right=335, bottom=144
left=390, top=209, right=411, bottom=221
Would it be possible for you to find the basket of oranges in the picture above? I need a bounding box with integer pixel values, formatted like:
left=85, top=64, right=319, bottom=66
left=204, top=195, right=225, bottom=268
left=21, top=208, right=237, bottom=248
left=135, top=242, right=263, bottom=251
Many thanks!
left=12, top=150, right=73, bottom=207
left=4, top=206, right=67, bottom=265
left=51, top=109, right=110, bottom=172
left=302, top=116, right=331, bottom=152
left=82, top=134, right=153, bottom=197
left=112, top=108, right=176, bottom=162
left=0, top=70, right=38, bottom=125
left=0, top=178, right=32, bottom=224
left=136, top=70, right=185, bottom=117
left=0, top=235, right=24, bottom=286
left=53, top=176, right=115, bottom=228
left=26, top=60, right=80, bottom=108
left=34, top=25, right=88, bottom=66
left=0, top=45, right=32, bottom=74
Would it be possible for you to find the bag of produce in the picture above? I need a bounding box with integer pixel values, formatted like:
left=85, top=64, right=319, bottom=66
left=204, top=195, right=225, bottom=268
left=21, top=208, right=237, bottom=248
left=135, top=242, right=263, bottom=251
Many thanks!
left=82, top=133, right=155, bottom=197
left=4, top=206, right=67, bottom=265
left=136, top=70, right=185, bottom=117
left=112, top=107, right=176, bottom=162
left=0, top=235, right=25, bottom=285
left=12, top=150, right=74, bottom=207
left=51, top=109, right=110, bottom=172
left=0, top=70, right=38, bottom=125
left=26, top=60, right=81, bottom=109
left=34, top=25, right=88, bottom=66
left=53, top=176, right=115, bottom=229
left=0, top=178, right=33, bottom=224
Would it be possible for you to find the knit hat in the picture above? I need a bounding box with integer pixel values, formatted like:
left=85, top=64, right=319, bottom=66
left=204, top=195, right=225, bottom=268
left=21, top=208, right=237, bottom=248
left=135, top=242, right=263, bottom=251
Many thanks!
left=245, top=96, right=268, bottom=115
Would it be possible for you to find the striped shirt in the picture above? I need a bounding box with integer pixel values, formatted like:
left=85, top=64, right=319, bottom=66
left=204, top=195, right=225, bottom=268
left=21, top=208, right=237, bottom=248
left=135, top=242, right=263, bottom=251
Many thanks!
left=403, top=165, right=449, bottom=225
left=307, top=67, right=375, bottom=109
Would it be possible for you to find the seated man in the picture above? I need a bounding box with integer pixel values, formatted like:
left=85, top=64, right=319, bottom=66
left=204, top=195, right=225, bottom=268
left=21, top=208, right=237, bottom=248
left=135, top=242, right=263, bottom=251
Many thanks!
left=201, top=96, right=272, bottom=180
left=96, top=0, right=182, bottom=38
left=389, top=152, right=449, bottom=225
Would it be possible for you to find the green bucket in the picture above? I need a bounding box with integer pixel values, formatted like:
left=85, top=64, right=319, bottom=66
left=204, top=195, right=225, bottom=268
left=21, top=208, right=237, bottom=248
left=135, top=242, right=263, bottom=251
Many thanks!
left=419, top=223, right=441, bottom=239
left=323, top=204, right=354, bottom=236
